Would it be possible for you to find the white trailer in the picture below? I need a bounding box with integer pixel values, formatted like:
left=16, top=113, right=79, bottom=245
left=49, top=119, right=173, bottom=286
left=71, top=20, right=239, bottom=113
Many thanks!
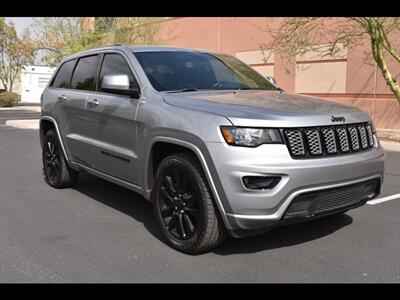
left=20, top=65, right=55, bottom=104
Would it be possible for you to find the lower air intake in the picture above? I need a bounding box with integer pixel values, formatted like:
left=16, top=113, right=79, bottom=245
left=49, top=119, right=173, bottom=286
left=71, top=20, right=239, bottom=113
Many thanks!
left=284, top=178, right=380, bottom=218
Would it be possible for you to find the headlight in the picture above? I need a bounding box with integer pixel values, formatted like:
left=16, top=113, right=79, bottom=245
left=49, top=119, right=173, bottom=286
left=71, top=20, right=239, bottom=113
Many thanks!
left=220, top=126, right=283, bottom=147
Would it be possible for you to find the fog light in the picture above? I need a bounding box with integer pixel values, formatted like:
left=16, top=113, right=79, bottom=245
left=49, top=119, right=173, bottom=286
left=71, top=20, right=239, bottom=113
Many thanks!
left=242, top=176, right=281, bottom=190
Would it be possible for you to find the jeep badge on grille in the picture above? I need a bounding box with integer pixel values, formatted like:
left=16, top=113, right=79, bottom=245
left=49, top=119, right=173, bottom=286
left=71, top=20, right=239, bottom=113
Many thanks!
left=331, top=115, right=346, bottom=123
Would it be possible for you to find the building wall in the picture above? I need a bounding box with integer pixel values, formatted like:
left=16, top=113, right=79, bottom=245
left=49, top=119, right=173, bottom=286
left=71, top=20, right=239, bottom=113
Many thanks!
left=157, top=17, right=400, bottom=129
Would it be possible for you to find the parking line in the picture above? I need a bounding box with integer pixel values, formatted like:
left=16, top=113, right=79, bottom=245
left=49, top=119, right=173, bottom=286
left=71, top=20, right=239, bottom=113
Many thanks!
left=367, top=193, right=400, bottom=205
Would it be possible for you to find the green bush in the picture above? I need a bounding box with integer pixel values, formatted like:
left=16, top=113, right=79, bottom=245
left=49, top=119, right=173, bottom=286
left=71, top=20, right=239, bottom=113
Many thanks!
left=0, top=92, right=20, bottom=107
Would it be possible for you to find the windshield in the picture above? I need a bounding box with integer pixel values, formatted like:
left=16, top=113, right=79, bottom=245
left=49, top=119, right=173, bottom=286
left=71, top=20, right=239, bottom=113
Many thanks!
left=133, top=51, right=277, bottom=92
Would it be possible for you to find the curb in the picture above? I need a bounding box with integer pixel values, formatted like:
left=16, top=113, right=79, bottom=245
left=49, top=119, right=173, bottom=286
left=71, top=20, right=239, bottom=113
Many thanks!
left=377, top=128, right=400, bottom=143
left=381, top=141, right=400, bottom=152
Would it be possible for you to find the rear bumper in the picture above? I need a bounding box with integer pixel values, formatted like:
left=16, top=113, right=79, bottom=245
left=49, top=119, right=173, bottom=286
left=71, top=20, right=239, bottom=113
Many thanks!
left=205, top=137, right=385, bottom=237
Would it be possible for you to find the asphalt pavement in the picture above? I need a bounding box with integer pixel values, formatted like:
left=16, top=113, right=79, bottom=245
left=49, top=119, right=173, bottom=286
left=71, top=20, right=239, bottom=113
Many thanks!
left=0, top=109, right=399, bottom=283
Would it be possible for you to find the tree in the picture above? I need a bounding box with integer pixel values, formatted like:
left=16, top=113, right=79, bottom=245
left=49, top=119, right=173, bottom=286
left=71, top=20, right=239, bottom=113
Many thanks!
left=111, top=17, right=163, bottom=45
left=33, top=17, right=163, bottom=67
left=0, top=18, right=36, bottom=92
left=262, top=17, right=400, bottom=102
left=31, top=17, right=81, bottom=67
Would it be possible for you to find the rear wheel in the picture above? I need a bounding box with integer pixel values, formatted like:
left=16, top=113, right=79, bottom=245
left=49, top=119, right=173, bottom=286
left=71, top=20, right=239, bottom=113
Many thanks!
left=42, top=129, right=79, bottom=188
left=153, top=153, right=226, bottom=254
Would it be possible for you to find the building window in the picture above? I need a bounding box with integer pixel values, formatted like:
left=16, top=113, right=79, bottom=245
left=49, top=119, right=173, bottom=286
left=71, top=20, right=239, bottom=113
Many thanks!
left=38, top=77, right=50, bottom=88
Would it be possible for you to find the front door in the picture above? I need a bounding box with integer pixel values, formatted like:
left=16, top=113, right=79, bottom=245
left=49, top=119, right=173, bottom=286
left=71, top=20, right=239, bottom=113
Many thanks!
left=83, top=52, right=141, bottom=185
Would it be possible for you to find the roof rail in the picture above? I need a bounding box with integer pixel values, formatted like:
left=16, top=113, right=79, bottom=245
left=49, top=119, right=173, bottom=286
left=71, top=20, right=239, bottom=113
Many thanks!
left=92, top=44, right=125, bottom=49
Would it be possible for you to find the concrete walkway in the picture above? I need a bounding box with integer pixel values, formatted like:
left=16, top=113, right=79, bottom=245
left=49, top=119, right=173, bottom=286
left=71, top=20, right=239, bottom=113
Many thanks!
left=0, top=106, right=41, bottom=112
left=4, top=119, right=39, bottom=129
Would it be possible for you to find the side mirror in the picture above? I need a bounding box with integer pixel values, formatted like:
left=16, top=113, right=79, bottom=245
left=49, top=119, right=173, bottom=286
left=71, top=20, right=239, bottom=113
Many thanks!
left=265, top=76, right=277, bottom=85
left=265, top=76, right=284, bottom=92
left=101, top=74, right=140, bottom=98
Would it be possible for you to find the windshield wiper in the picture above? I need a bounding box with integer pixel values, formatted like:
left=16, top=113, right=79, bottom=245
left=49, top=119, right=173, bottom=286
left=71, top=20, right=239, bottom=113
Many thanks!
left=164, top=88, right=199, bottom=93
left=236, top=87, right=284, bottom=92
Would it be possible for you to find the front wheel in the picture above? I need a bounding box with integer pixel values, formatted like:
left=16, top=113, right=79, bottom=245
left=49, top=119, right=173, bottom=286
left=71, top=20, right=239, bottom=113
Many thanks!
left=152, top=153, right=226, bottom=254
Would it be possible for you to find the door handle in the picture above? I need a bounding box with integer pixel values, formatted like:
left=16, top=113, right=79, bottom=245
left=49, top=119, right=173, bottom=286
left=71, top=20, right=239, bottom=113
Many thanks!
left=87, top=99, right=99, bottom=106
left=57, top=95, right=67, bottom=102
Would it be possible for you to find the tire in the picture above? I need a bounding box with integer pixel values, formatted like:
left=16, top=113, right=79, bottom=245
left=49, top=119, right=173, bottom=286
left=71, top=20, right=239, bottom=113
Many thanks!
left=152, top=153, right=226, bottom=254
left=42, top=129, right=79, bottom=188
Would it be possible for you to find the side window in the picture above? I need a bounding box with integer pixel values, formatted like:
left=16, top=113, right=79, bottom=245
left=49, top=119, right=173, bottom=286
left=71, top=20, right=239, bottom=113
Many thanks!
left=71, top=55, right=99, bottom=91
left=52, top=60, right=76, bottom=89
left=98, top=53, right=138, bottom=92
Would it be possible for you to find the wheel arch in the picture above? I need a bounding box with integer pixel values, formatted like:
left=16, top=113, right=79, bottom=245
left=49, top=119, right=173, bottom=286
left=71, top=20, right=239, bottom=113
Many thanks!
left=39, top=116, right=70, bottom=163
left=145, top=136, right=229, bottom=226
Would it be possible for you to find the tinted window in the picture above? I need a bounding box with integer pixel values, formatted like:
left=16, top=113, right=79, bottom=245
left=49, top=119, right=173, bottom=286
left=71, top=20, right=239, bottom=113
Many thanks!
left=71, top=55, right=99, bottom=91
left=52, top=60, right=76, bottom=89
left=133, top=51, right=277, bottom=92
left=98, top=53, right=138, bottom=92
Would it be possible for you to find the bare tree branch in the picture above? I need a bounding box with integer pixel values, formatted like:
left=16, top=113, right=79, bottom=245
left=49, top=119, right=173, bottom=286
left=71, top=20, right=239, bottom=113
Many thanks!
left=262, top=17, right=400, bottom=102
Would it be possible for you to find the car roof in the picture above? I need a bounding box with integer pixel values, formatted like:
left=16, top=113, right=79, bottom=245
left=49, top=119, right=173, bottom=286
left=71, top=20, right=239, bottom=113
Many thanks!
left=62, top=45, right=213, bottom=62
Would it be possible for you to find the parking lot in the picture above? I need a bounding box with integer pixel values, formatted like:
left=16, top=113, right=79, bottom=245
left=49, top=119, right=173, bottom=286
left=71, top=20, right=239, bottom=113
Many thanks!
left=0, top=109, right=399, bottom=283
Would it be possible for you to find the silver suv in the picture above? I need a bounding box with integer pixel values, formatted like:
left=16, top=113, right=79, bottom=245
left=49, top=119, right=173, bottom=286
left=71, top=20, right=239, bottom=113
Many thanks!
left=40, top=45, right=385, bottom=253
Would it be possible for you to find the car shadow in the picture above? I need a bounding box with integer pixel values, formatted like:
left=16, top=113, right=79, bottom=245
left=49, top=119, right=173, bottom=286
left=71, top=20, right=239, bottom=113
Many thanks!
left=73, top=172, right=353, bottom=255
left=214, top=214, right=353, bottom=255
left=73, top=172, right=165, bottom=242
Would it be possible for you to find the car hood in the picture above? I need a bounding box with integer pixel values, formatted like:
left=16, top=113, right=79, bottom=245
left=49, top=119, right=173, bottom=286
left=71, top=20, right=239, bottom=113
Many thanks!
left=162, top=90, right=370, bottom=127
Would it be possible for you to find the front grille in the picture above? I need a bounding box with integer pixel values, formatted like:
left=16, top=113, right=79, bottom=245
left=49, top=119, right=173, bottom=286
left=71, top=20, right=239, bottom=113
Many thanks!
left=284, top=178, right=380, bottom=218
left=304, top=129, right=322, bottom=155
left=285, top=130, right=305, bottom=155
left=284, top=122, right=374, bottom=159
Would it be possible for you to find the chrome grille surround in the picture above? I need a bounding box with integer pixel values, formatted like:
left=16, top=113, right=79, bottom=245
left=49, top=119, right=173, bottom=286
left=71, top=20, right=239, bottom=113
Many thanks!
left=283, top=123, right=374, bottom=159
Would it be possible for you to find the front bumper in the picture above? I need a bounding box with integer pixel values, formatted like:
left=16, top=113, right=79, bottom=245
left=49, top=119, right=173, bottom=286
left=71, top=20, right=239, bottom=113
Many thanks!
left=205, top=137, right=385, bottom=237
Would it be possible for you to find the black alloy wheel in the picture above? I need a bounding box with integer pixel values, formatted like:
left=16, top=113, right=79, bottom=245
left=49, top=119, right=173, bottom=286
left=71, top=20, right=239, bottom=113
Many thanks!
left=159, top=168, right=200, bottom=240
left=43, top=136, right=61, bottom=185
left=153, top=153, right=226, bottom=254
left=42, top=129, right=79, bottom=188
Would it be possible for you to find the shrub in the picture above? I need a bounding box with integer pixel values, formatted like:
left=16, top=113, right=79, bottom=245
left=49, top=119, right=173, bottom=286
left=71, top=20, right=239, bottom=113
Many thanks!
left=0, top=92, right=20, bottom=107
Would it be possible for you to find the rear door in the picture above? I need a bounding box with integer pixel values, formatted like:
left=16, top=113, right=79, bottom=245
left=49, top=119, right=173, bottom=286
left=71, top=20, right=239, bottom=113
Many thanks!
left=64, top=54, right=101, bottom=166
left=48, top=58, right=88, bottom=161
left=83, top=52, right=141, bottom=184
